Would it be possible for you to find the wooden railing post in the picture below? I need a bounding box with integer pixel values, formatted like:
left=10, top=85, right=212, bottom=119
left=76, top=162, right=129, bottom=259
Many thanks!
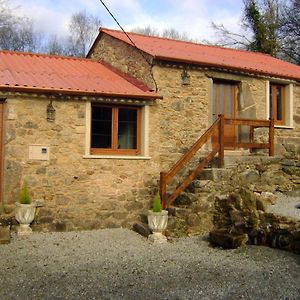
left=160, top=171, right=167, bottom=209
left=269, top=118, right=275, bottom=156
left=218, top=114, right=224, bottom=168
left=249, top=125, right=254, bottom=153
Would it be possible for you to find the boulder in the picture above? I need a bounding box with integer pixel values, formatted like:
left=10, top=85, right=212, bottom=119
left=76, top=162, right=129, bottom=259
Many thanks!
left=133, top=222, right=151, bottom=238
left=210, top=230, right=248, bottom=249
left=256, top=198, right=267, bottom=212
left=186, top=213, right=201, bottom=227
left=260, top=192, right=277, bottom=205
left=292, top=230, right=300, bottom=254
left=213, top=188, right=260, bottom=232
left=241, top=170, right=260, bottom=184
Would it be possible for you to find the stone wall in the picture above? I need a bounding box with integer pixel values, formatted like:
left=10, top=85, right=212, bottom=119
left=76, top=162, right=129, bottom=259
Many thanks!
left=2, top=95, right=161, bottom=231
left=90, top=34, right=155, bottom=91
left=152, top=64, right=210, bottom=168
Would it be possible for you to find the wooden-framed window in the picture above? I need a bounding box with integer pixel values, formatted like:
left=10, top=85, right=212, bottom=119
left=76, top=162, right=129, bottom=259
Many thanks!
left=269, top=83, right=285, bottom=125
left=91, top=104, right=141, bottom=155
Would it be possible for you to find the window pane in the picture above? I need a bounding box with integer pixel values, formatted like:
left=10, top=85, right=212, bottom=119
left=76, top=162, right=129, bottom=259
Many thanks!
left=269, top=85, right=273, bottom=119
left=219, top=84, right=224, bottom=114
left=276, top=87, right=283, bottom=120
left=118, top=108, right=137, bottom=149
left=91, top=106, right=112, bottom=148
left=212, top=83, right=216, bottom=121
left=227, top=85, right=233, bottom=117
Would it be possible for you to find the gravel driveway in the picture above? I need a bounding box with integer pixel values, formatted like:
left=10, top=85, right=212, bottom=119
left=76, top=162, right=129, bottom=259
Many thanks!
left=0, top=228, right=299, bottom=300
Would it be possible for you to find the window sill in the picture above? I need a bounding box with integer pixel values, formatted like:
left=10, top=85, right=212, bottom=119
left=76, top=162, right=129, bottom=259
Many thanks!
left=83, top=155, right=151, bottom=160
left=274, top=124, right=293, bottom=129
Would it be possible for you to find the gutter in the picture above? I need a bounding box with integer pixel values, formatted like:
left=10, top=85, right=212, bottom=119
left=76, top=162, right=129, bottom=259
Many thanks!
left=0, top=86, right=162, bottom=100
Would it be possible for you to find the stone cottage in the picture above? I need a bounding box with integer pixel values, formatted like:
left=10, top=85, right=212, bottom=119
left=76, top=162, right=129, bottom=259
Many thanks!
left=0, top=51, right=161, bottom=231
left=1, top=28, right=300, bottom=231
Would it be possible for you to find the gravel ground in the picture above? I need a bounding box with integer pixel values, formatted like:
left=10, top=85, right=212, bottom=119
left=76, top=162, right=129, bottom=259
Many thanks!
left=0, top=228, right=299, bottom=300
left=267, top=193, right=300, bottom=220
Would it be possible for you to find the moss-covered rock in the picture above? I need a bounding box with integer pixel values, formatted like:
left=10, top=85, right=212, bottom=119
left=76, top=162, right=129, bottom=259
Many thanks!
left=213, top=187, right=260, bottom=234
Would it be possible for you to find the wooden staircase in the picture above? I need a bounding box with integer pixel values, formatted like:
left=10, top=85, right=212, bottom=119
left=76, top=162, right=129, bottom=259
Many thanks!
left=160, top=115, right=275, bottom=209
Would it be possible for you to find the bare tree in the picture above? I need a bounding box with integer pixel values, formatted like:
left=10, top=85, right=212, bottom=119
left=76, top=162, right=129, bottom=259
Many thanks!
left=67, top=10, right=102, bottom=57
left=132, top=25, right=193, bottom=42
left=0, top=0, right=12, bottom=27
left=45, top=35, right=68, bottom=56
left=132, top=25, right=160, bottom=37
left=0, top=0, right=41, bottom=52
left=210, top=22, right=252, bottom=48
left=0, top=2, right=102, bottom=57
left=162, top=28, right=190, bottom=41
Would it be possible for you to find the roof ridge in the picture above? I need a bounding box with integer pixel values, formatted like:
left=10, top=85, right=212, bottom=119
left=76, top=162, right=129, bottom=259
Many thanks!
left=100, top=27, right=273, bottom=58
left=0, top=50, right=94, bottom=62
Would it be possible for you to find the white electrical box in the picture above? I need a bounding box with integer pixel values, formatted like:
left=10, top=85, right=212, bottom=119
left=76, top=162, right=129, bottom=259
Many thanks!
left=29, top=145, right=50, bottom=161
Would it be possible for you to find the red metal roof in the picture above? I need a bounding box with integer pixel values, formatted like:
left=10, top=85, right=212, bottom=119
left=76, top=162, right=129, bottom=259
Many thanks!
left=94, top=28, right=300, bottom=81
left=0, top=50, right=159, bottom=99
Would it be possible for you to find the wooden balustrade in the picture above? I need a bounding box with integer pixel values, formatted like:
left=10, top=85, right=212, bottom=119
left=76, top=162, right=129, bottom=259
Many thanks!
left=160, top=115, right=275, bottom=209
left=223, top=117, right=275, bottom=156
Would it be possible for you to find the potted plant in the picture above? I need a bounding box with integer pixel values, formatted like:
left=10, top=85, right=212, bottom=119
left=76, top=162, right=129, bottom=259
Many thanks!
left=147, top=193, right=168, bottom=243
left=15, top=181, right=36, bottom=235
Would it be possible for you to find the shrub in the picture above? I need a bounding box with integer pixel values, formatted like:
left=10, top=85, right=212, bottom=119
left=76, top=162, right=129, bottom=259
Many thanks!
left=19, top=181, right=32, bottom=204
left=152, top=193, right=162, bottom=212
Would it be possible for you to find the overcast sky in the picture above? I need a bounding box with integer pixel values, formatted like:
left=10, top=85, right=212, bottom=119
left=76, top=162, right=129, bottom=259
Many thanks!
left=11, top=0, right=245, bottom=42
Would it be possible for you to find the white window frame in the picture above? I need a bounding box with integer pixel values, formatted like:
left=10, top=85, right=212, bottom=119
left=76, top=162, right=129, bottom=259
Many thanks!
left=266, top=81, right=293, bottom=128
left=84, top=101, right=151, bottom=159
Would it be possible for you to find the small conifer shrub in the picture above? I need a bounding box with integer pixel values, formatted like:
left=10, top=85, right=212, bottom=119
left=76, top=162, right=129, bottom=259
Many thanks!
left=152, top=193, right=162, bottom=212
left=19, top=181, right=32, bottom=204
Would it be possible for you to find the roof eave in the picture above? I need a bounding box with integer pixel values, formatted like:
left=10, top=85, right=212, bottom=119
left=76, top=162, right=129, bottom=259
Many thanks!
left=155, top=55, right=300, bottom=82
left=0, top=86, right=162, bottom=100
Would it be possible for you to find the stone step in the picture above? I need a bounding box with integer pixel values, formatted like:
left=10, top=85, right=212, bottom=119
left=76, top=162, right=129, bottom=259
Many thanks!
left=197, top=168, right=231, bottom=181
left=201, top=152, right=281, bottom=169
left=172, top=192, right=199, bottom=206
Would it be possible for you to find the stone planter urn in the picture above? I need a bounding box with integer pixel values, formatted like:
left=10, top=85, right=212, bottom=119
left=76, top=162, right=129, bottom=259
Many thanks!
left=15, top=202, right=36, bottom=236
left=148, top=210, right=168, bottom=243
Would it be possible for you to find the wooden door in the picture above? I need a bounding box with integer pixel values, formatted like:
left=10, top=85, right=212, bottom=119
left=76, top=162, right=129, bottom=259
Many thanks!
left=212, top=81, right=238, bottom=149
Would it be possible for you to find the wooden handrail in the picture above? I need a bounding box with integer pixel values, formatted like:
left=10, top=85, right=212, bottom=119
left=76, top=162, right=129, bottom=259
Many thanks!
left=160, top=116, right=224, bottom=209
left=160, top=115, right=275, bottom=209
left=224, top=118, right=271, bottom=127
left=163, top=118, right=221, bottom=185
